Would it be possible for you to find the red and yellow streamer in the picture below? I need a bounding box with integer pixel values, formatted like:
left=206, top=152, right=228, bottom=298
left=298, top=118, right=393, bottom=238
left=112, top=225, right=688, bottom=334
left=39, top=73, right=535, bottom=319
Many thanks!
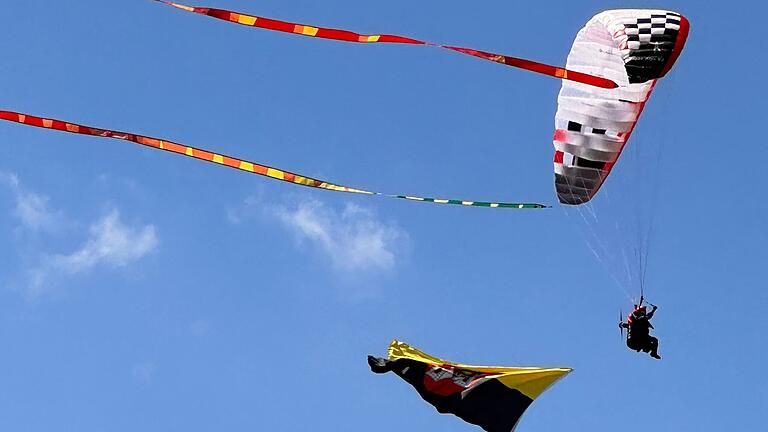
left=0, top=110, right=547, bottom=209
left=154, top=1, right=618, bottom=89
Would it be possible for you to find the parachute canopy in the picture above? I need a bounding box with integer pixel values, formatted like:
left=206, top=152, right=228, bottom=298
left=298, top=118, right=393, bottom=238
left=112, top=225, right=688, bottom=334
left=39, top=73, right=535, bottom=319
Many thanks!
left=369, top=340, right=571, bottom=431
left=553, top=10, right=689, bottom=204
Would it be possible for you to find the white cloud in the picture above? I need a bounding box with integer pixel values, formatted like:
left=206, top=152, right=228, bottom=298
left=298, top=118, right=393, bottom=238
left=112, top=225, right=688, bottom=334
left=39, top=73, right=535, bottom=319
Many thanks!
left=53, top=209, right=158, bottom=274
left=24, top=209, right=159, bottom=298
left=0, top=172, right=60, bottom=232
left=1, top=173, right=159, bottom=299
left=273, top=199, right=407, bottom=272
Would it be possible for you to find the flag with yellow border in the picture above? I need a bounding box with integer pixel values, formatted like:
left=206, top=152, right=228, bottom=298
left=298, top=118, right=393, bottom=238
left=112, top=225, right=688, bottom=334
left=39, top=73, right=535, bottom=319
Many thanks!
left=368, top=340, right=571, bottom=432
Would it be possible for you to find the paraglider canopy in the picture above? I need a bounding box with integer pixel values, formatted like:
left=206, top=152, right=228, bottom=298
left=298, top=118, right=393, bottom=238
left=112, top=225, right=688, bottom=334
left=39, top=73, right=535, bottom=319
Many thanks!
left=553, top=10, right=689, bottom=205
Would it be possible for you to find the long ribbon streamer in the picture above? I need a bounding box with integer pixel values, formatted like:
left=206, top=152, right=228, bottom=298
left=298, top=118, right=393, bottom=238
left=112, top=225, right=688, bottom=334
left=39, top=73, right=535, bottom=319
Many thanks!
left=155, top=1, right=618, bottom=89
left=0, top=110, right=547, bottom=209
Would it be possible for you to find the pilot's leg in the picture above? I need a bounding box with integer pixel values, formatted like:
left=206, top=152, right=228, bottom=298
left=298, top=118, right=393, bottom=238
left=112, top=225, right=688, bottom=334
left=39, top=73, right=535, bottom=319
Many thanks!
left=648, top=337, right=660, bottom=359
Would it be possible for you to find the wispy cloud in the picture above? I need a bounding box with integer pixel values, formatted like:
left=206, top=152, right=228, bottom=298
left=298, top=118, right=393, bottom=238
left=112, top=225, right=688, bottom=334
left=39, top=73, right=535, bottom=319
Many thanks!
left=2, top=173, right=159, bottom=299
left=53, top=209, right=158, bottom=274
left=272, top=199, right=407, bottom=272
left=0, top=172, right=61, bottom=232
left=25, top=209, right=159, bottom=298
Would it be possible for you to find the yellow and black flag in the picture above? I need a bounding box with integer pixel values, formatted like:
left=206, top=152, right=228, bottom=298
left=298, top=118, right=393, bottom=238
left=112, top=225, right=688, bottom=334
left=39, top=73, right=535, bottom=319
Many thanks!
left=368, top=340, right=571, bottom=432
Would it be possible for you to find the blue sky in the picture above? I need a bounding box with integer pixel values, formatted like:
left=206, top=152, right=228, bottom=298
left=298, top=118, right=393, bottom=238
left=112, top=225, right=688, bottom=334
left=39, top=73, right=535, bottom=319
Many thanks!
left=1, top=0, right=765, bottom=430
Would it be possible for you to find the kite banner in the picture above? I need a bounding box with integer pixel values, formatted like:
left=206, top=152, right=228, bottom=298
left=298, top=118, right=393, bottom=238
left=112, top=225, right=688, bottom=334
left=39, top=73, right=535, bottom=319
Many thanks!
left=368, top=340, right=571, bottom=431
left=0, top=110, right=547, bottom=209
left=154, top=0, right=618, bottom=89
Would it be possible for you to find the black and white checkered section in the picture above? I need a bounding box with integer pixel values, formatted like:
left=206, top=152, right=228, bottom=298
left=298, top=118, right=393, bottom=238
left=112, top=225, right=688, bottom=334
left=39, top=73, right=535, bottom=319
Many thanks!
left=623, top=13, right=681, bottom=49
left=618, top=11, right=681, bottom=83
left=567, top=121, right=621, bottom=139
